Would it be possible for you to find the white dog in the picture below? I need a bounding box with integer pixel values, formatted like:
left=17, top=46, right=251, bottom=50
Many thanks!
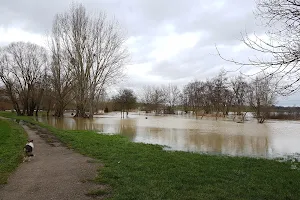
left=23, top=139, right=34, bottom=162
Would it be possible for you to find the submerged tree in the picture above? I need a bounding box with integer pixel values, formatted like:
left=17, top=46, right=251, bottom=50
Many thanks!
left=248, top=75, right=276, bottom=123
left=49, top=24, right=74, bottom=118
left=142, top=86, right=167, bottom=115
left=112, top=89, right=137, bottom=118
left=164, top=84, right=181, bottom=114
left=211, top=70, right=231, bottom=119
left=230, top=75, right=250, bottom=121
left=52, top=3, right=129, bottom=118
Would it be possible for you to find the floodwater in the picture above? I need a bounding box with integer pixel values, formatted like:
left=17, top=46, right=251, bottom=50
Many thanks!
left=36, top=112, right=300, bottom=158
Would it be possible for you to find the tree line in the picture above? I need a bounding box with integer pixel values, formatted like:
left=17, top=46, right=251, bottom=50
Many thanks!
left=111, top=70, right=276, bottom=123
left=0, top=3, right=128, bottom=118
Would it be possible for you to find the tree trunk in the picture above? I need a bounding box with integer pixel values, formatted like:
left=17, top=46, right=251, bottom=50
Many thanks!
left=46, top=100, right=52, bottom=117
left=74, top=104, right=88, bottom=118
left=242, top=112, right=247, bottom=122
left=27, top=100, right=36, bottom=116
left=27, top=109, right=34, bottom=116
left=35, top=105, right=39, bottom=116
left=13, top=103, right=22, bottom=116
left=11, top=97, right=22, bottom=115
left=35, top=89, right=44, bottom=117
left=22, top=99, right=27, bottom=116
left=54, top=106, right=64, bottom=117
left=89, top=102, right=94, bottom=118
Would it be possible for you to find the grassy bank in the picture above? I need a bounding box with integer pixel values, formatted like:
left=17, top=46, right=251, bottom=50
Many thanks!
left=0, top=118, right=27, bottom=184
left=1, top=112, right=300, bottom=199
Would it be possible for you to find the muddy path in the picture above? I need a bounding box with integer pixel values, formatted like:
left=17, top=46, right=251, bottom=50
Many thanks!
left=0, top=122, right=108, bottom=200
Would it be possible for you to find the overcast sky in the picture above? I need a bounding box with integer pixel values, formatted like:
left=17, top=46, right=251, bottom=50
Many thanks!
left=0, top=0, right=299, bottom=106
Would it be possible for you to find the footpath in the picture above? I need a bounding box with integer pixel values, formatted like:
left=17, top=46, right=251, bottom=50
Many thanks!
left=0, top=123, right=105, bottom=200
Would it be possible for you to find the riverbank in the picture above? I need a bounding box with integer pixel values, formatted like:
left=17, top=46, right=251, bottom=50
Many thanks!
left=0, top=118, right=27, bottom=184
left=1, top=112, right=300, bottom=199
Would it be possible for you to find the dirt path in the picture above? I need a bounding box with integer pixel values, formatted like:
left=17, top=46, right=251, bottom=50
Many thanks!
left=0, top=122, right=106, bottom=200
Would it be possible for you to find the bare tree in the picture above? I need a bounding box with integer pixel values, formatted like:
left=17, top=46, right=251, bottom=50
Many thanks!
left=181, top=82, right=194, bottom=113
left=217, top=0, right=300, bottom=95
left=52, top=3, right=128, bottom=118
left=182, top=81, right=202, bottom=115
left=49, top=26, right=74, bottom=117
left=0, top=42, right=48, bottom=116
left=248, top=74, right=276, bottom=123
left=142, top=86, right=167, bottom=115
left=202, top=81, right=215, bottom=116
left=40, top=85, right=55, bottom=117
left=230, top=75, right=250, bottom=122
left=181, top=80, right=217, bottom=118
left=94, top=89, right=107, bottom=114
left=211, top=70, right=229, bottom=120
left=0, top=86, right=13, bottom=111
left=179, top=89, right=189, bottom=113
left=34, top=74, right=48, bottom=116
left=165, top=84, right=181, bottom=114
left=112, top=88, right=137, bottom=118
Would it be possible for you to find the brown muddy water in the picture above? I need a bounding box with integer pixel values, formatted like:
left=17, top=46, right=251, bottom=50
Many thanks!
left=36, top=112, right=300, bottom=159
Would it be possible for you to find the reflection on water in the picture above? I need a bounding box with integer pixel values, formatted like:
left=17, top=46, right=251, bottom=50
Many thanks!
left=37, top=112, right=300, bottom=158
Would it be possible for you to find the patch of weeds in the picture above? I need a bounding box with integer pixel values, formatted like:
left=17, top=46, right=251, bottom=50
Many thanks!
left=85, top=188, right=109, bottom=197
left=87, top=159, right=102, bottom=163
left=276, top=154, right=300, bottom=170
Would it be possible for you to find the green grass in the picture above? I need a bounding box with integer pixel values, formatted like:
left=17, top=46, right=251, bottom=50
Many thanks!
left=0, top=118, right=27, bottom=184
left=1, top=111, right=300, bottom=199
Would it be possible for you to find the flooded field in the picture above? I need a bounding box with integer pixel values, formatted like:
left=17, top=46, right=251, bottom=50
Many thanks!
left=37, top=112, right=300, bottom=158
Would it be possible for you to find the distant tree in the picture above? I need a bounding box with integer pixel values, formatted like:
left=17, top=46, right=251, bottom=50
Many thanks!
left=202, top=81, right=215, bottom=115
left=182, top=80, right=207, bottom=116
left=230, top=75, right=250, bottom=121
left=94, top=89, right=107, bottom=114
left=40, top=85, right=55, bottom=117
left=104, top=106, right=109, bottom=113
left=165, top=84, right=181, bottom=114
left=142, top=86, right=167, bottom=115
left=0, top=86, right=13, bottom=111
left=211, top=70, right=229, bottom=119
left=248, top=75, right=276, bottom=123
left=181, top=83, right=193, bottom=113
left=112, top=89, right=137, bottom=118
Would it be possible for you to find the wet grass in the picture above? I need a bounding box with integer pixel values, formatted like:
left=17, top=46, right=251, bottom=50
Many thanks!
left=0, top=118, right=27, bottom=184
left=1, top=112, right=300, bottom=199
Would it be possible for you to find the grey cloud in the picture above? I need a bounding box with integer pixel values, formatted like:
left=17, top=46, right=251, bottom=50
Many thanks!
left=127, top=36, right=155, bottom=64
left=0, top=0, right=261, bottom=38
left=171, top=2, right=265, bottom=45
left=0, top=0, right=70, bottom=33
left=2, top=0, right=295, bottom=105
left=278, top=94, right=300, bottom=106
left=148, top=38, right=267, bottom=82
left=0, top=0, right=140, bottom=35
